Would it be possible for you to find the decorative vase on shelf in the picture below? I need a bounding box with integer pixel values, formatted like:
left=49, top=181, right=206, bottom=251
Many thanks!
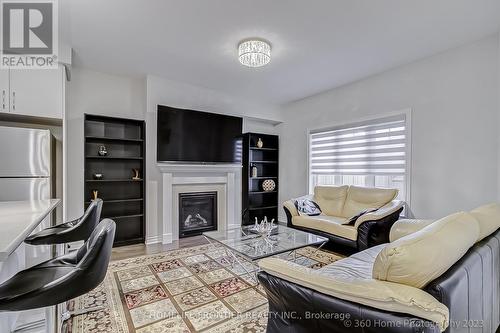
left=256, top=138, right=264, bottom=148
left=251, top=165, right=258, bottom=178
left=98, top=145, right=108, bottom=156
left=132, top=168, right=141, bottom=180
left=93, top=173, right=103, bottom=180
left=92, top=190, right=99, bottom=200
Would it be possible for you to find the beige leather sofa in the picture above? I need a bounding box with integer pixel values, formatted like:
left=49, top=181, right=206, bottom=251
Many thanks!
left=259, top=203, right=500, bottom=333
left=284, top=185, right=404, bottom=250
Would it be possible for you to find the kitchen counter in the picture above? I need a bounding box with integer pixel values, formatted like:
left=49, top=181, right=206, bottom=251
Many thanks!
left=0, top=199, right=60, bottom=261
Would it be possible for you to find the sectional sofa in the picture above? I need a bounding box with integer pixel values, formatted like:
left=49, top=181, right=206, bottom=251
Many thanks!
left=258, top=203, right=500, bottom=333
left=284, top=185, right=404, bottom=250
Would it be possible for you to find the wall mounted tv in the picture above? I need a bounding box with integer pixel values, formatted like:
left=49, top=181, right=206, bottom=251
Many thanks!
left=157, top=105, right=243, bottom=163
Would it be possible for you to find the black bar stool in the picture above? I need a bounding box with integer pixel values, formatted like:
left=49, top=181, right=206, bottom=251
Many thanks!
left=25, top=199, right=103, bottom=245
left=0, top=219, right=115, bottom=316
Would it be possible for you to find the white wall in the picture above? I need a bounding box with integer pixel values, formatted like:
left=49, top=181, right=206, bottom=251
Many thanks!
left=498, top=33, right=500, bottom=202
left=278, top=35, right=500, bottom=219
left=145, top=75, right=281, bottom=242
left=66, top=68, right=146, bottom=219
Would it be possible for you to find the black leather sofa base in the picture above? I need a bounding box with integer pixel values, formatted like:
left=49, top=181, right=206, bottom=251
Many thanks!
left=258, top=270, right=440, bottom=333
left=258, top=228, right=500, bottom=333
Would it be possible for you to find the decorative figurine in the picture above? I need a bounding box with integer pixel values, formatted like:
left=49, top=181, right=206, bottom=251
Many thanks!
left=256, top=138, right=264, bottom=148
left=92, top=190, right=99, bottom=200
left=98, top=145, right=108, bottom=156
left=93, top=173, right=103, bottom=180
left=251, top=164, right=258, bottom=178
left=132, top=168, right=141, bottom=180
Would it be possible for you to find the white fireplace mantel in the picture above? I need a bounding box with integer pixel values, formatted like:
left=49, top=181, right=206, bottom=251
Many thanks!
left=157, top=163, right=242, bottom=244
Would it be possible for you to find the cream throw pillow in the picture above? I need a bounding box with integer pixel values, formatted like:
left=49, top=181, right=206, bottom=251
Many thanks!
left=469, top=203, right=500, bottom=242
left=372, top=212, right=479, bottom=288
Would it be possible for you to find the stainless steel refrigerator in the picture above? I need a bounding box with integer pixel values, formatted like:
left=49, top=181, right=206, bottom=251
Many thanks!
left=0, top=126, right=55, bottom=265
left=0, top=126, right=57, bottom=333
left=0, top=126, right=53, bottom=200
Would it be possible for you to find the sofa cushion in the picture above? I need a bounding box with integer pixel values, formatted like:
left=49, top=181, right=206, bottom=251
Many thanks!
left=320, top=244, right=385, bottom=279
left=372, top=212, right=479, bottom=288
left=292, top=215, right=357, bottom=240
left=342, top=186, right=398, bottom=218
left=313, top=185, right=348, bottom=216
left=469, top=203, right=500, bottom=242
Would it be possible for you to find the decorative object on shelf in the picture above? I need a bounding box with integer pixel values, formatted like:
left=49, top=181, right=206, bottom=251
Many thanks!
left=92, top=190, right=99, bottom=200
left=262, top=179, right=276, bottom=192
left=238, top=39, right=271, bottom=68
left=132, top=168, right=141, bottom=180
left=93, top=173, right=103, bottom=180
left=251, top=164, right=258, bottom=178
left=97, top=145, right=108, bottom=156
left=256, top=138, right=264, bottom=148
left=250, top=216, right=276, bottom=236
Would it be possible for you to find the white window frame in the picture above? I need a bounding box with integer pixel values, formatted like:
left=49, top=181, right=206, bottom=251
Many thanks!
left=306, top=109, right=412, bottom=207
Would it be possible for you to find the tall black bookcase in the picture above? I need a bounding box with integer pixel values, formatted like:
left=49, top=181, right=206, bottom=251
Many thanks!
left=241, top=133, right=279, bottom=225
left=84, top=114, right=145, bottom=246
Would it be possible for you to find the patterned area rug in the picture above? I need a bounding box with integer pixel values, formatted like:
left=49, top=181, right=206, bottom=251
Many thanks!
left=67, top=243, right=343, bottom=333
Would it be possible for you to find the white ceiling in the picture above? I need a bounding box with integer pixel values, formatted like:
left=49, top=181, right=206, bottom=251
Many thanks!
left=66, top=0, right=500, bottom=105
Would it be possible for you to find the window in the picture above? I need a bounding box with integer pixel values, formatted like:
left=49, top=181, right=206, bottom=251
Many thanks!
left=308, top=114, right=409, bottom=203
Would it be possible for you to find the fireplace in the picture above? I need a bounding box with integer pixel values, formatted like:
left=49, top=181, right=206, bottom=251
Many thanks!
left=178, top=191, right=218, bottom=238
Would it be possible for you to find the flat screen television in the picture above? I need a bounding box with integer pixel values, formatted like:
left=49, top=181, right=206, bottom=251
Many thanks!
left=157, top=105, right=243, bottom=163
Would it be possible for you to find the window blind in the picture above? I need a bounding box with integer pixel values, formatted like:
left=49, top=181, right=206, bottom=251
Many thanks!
left=309, top=115, right=407, bottom=177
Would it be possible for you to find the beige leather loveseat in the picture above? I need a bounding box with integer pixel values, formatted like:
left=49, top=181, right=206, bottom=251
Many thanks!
left=283, top=185, right=404, bottom=250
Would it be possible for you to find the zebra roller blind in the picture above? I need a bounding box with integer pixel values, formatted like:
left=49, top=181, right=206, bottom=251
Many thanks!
left=309, top=114, right=408, bottom=200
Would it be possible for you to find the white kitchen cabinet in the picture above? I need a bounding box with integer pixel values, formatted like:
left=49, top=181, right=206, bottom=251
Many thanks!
left=0, top=69, right=9, bottom=113
left=8, top=67, right=64, bottom=119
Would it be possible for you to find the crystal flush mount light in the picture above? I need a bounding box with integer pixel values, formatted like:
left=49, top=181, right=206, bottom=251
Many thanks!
left=238, top=39, right=271, bottom=67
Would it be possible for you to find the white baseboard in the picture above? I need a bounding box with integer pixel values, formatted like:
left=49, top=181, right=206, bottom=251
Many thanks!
left=162, top=233, right=173, bottom=244
left=145, top=235, right=162, bottom=245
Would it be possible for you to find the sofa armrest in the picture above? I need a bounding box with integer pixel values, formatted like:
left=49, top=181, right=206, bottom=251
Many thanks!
left=283, top=200, right=299, bottom=217
left=389, top=219, right=435, bottom=242
left=258, top=258, right=449, bottom=332
left=354, top=200, right=404, bottom=229
left=283, top=195, right=313, bottom=225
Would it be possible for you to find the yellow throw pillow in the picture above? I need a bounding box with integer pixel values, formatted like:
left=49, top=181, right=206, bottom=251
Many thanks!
left=372, top=212, right=479, bottom=288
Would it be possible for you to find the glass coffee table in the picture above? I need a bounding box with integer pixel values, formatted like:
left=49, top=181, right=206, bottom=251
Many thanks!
left=203, top=224, right=328, bottom=283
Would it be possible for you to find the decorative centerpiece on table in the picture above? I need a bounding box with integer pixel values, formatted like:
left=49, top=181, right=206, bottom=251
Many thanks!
left=250, top=216, right=277, bottom=236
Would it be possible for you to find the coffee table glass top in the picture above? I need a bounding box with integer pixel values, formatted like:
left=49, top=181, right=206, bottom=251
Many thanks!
left=203, top=225, right=328, bottom=260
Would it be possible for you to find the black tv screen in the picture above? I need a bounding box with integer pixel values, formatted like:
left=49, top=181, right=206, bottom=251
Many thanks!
left=157, top=105, right=243, bottom=163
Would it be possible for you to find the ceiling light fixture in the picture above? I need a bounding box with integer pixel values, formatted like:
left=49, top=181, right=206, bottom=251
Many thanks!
left=238, top=39, right=271, bottom=68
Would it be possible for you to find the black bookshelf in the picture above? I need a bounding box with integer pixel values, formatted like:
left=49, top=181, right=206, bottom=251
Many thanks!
left=84, top=114, right=146, bottom=246
left=241, top=133, right=279, bottom=225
